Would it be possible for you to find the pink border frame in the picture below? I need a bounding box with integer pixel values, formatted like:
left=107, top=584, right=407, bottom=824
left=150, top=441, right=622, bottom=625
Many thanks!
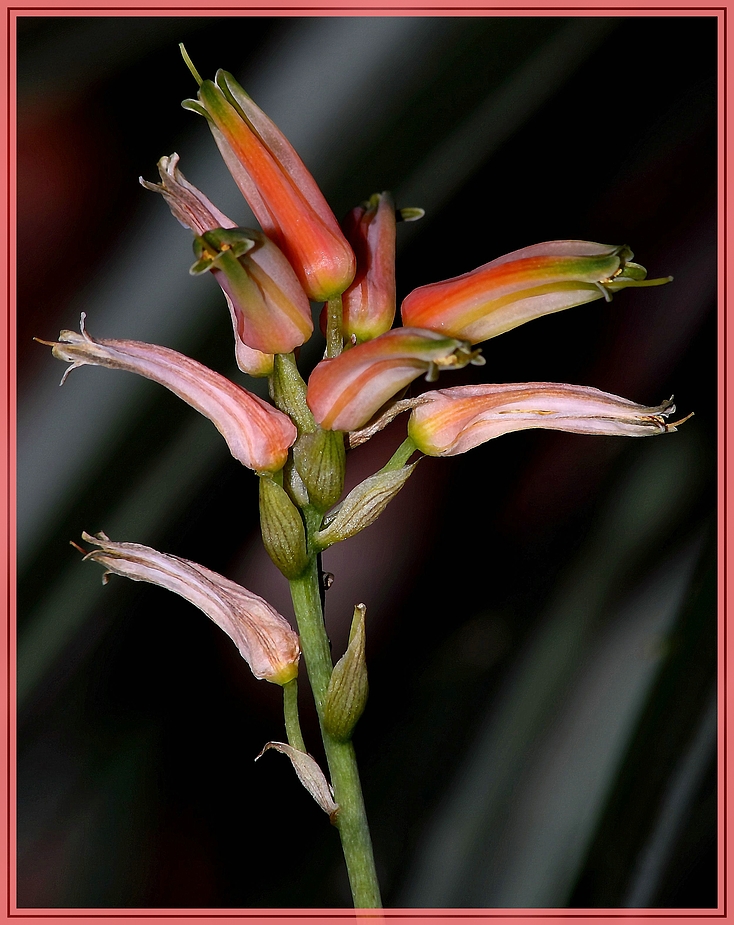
left=1, top=4, right=728, bottom=923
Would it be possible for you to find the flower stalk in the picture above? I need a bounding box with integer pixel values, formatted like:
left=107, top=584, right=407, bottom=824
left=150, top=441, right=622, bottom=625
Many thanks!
left=37, top=45, right=692, bottom=911
left=288, top=556, right=382, bottom=908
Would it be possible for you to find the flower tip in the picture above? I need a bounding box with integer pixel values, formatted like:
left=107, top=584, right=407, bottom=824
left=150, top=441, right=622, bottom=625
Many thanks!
left=179, top=43, right=203, bottom=86
left=398, top=207, right=425, bottom=223
left=669, top=410, right=695, bottom=430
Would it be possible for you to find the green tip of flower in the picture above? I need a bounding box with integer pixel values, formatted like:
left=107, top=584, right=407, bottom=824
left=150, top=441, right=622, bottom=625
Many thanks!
left=179, top=43, right=203, bottom=87
left=398, top=207, right=425, bottom=223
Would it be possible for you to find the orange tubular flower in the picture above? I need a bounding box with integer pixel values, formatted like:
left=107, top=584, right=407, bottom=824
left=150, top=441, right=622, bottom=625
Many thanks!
left=407, top=382, right=689, bottom=456
left=338, top=192, right=397, bottom=343
left=41, top=316, right=297, bottom=473
left=184, top=69, right=356, bottom=303
left=80, top=532, right=300, bottom=685
left=306, top=327, right=483, bottom=433
left=141, top=154, right=312, bottom=372
left=401, top=241, right=672, bottom=345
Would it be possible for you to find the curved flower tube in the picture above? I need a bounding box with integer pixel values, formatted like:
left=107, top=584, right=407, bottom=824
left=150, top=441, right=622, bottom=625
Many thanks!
left=400, top=241, right=672, bottom=345
left=39, top=315, right=297, bottom=472
left=141, top=154, right=312, bottom=370
left=184, top=69, right=355, bottom=302
left=306, top=327, right=483, bottom=432
left=407, top=382, right=689, bottom=456
left=80, top=532, right=300, bottom=685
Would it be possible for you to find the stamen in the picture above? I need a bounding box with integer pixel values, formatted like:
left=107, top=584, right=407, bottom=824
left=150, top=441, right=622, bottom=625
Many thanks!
left=595, top=281, right=614, bottom=302
left=669, top=411, right=695, bottom=428
left=179, top=43, right=204, bottom=87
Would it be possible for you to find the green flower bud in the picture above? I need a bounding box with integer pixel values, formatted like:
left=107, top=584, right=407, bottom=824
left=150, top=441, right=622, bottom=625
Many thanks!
left=293, top=428, right=346, bottom=512
left=259, top=475, right=308, bottom=579
left=315, top=463, right=417, bottom=549
left=323, top=604, right=368, bottom=741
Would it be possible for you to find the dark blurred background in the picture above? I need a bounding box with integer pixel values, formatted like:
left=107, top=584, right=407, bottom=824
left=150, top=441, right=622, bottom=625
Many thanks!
left=16, top=15, right=717, bottom=909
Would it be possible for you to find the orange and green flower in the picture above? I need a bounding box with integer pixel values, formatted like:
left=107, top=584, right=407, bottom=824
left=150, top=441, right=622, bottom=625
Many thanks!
left=142, top=154, right=312, bottom=372
left=183, top=66, right=355, bottom=302
left=306, top=327, right=483, bottom=432
left=401, top=241, right=672, bottom=344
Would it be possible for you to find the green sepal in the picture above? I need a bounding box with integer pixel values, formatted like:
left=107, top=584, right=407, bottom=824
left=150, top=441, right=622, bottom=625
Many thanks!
left=293, top=429, right=346, bottom=512
left=323, top=604, right=368, bottom=741
left=259, top=475, right=309, bottom=580
left=397, top=207, right=425, bottom=223
left=181, top=98, right=211, bottom=120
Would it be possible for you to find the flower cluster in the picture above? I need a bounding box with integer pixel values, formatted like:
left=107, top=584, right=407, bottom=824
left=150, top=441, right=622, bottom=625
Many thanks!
left=40, top=50, right=689, bottom=856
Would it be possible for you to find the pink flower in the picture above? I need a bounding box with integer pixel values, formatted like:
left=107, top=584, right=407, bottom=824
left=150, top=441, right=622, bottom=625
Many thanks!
left=40, top=315, right=297, bottom=472
left=185, top=70, right=355, bottom=302
left=407, top=382, right=689, bottom=456
left=401, top=241, right=672, bottom=344
left=306, top=327, right=483, bottom=432
left=80, top=532, right=300, bottom=685
left=141, top=154, right=312, bottom=369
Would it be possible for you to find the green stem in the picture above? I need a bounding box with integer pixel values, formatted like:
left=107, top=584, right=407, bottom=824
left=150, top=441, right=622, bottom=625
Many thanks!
left=325, top=295, right=344, bottom=359
left=283, top=678, right=306, bottom=752
left=289, top=558, right=382, bottom=908
left=271, top=353, right=315, bottom=433
left=380, top=435, right=418, bottom=472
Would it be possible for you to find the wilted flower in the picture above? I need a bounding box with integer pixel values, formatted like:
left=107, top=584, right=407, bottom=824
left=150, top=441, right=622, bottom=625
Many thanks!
left=39, top=315, right=297, bottom=472
left=407, top=382, right=690, bottom=456
left=183, top=64, right=355, bottom=302
left=306, top=327, right=484, bottom=432
left=400, top=241, right=672, bottom=344
left=80, top=532, right=300, bottom=684
left=141, top=154, right=312, bottom=369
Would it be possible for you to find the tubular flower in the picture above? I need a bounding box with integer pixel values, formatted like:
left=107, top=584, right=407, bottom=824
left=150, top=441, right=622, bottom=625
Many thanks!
left=400, top=241, right=673, bottom=345
left=141, top=155, right=312, bottom=369
left=191, top=227, right=313, bottom=356
left=407, top=382, right=689, bottom=456
left=80, top=532, right=300, bottom=684
left=306, top=327, right=484, bottom=432
left=335, top=192, right=397, bottom=343
left=184, top=69, right=356, bottom=302
left=40, top=315, right=296, bottom=472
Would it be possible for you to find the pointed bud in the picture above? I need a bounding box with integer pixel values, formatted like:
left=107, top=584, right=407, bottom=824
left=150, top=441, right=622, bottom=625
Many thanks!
left=185, top=69, right=355, bottom=302
left=335, top=192, right=397, bottom=343
left=315, top=464, right=417, bottom=549
left=306, top=327, right=484, bottom=433
left=293, top=428, right=346, bottom=512
left=256, top=742, right=339, bottom=820
left=407, top=382, right=690, bottom=456
left=323, top=604, right=368, bottom=741
left=258, top=475, right=309, bottom=579
left=79, top=532, right=300, bottom=684
left=39, top=315, right=296, bottom=472
left=401, top=241, right=673, bottom=345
